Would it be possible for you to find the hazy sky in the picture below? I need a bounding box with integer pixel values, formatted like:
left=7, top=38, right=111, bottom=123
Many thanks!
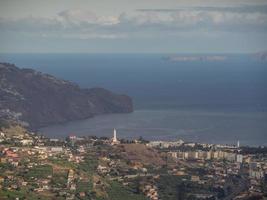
left=0, top=0, right=267, bottom=53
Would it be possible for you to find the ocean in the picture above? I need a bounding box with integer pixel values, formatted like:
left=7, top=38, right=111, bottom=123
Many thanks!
left=1, top=53, right=266, bottom=146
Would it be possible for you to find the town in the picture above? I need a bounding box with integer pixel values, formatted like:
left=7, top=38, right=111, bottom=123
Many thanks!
left=0, top=125, right=266, bottom=200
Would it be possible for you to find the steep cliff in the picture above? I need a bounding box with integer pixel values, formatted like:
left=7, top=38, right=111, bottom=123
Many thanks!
left=0, top=63, right=133, bottom=129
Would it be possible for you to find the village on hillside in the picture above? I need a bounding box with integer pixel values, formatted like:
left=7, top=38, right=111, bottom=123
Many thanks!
left=0, top=125, right=266, bottom=200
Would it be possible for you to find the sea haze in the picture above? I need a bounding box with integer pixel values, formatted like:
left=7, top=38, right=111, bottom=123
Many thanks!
left=0, top=53, right=266, bottom=146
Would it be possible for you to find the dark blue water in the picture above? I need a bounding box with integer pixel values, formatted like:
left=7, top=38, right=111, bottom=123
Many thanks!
left=1, top=54, right=266, bottom=146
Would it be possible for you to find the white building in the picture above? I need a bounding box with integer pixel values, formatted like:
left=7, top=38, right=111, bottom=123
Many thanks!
left=236, top=154, right=243, bottom=163
left=147, top=139, right=184, bottom=148
left=50, top=147, right=63, bottom=152
left=20, top=139, right=33, bottom=146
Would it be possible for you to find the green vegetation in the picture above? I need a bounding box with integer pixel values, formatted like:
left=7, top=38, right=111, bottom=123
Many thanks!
left=158, top=175, right=216, bottom=200
left=76, top=181, right=92, bottom=193
left=48, top=157, right=77, bottom=169
left=51, top=170, right=68, bottom=188
left=0, top=162, right=14, bottom=174
left=0, top=189, right=31, bottom=200
left=0, top=187, right=53, bottom=200
left=24, top=164, right=52, bottom=180
left=107, top=181, right=148, bottom=200
left=157, top=175, right=186, bottom=200
left=78, top=154, right=98, bottom=175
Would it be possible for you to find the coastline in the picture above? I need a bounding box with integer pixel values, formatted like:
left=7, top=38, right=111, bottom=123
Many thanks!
left=39, top=109, right=267, bottom=147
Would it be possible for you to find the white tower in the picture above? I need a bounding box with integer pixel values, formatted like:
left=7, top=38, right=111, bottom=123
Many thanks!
left=237, top=140, right=240, bottom=148
left=111, top=128, right=119, bottom=145
left=113, top=128, right=117, bottom=142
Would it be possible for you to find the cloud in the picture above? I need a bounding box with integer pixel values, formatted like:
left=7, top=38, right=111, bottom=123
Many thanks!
left=0, top=5, right=267, bottom=40
left=57, top=9, right=119, bottom=26
left=136, top=5, right=267, bottom=13
left=135, top=5, right=267, bottom=30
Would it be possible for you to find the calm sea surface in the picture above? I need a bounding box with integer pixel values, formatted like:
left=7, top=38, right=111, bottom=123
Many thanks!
left=1, top=53, right=266, bottom=146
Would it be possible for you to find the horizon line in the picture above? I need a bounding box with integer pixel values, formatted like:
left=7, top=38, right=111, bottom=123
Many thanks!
left=0, top=52, right=262, bottom=55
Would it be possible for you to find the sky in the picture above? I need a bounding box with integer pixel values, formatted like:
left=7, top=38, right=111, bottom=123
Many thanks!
left=0, top=0, right=267, bottom=53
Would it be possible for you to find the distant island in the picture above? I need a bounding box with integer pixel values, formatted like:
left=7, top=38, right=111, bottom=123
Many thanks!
left=254, top=51, right=267, bottom=61
left=164, top=55, right=227, bottom=62
left=0, top=63, right=133, bottom=129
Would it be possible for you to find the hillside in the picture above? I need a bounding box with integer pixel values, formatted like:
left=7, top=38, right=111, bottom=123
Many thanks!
left=0, top=63, right=133, bottom=129
left=118, top=144, right=165, bottom=166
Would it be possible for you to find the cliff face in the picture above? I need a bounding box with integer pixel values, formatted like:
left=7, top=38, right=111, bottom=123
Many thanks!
left=0, top=63, right=133, bottom=129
